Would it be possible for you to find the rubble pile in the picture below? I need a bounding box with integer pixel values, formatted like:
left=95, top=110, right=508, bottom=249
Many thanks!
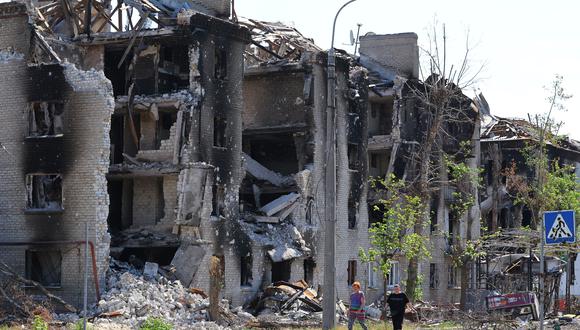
left=56, top=260, right=228, bottom=329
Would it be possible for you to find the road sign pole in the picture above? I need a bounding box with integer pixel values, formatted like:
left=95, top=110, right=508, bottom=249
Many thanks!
left=539, top=216, right=545, bottom=330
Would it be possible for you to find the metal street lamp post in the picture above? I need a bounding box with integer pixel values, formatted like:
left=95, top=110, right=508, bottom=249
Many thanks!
left=323, top=1, right=358, bottom=329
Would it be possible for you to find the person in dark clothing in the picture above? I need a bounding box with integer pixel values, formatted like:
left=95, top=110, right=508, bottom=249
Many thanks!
left=386, top=284, right=411, bottom=330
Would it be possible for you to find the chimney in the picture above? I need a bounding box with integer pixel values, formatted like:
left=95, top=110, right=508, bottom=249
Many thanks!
left=359, top=32, right=419, bottom=79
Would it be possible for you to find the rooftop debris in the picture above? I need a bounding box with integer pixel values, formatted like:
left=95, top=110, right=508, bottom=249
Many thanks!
left=238, top=17, right=321, bottom=65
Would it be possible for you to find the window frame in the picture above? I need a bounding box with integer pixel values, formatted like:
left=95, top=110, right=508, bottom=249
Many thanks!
left=25, top=249, right=62, bottom=288
left=27, top=101, right=65, bottom=138
left=24, top=173, right=64, bottom=213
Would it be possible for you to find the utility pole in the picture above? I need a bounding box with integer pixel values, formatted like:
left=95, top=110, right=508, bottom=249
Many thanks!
left=323, top=1, right=357, bottom=329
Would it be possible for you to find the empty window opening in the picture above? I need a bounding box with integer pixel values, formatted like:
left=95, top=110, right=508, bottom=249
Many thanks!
left=368, top=203, right=384, bottom=228
left=214, top=116, right=227, bottom=148
left=211, top=184, right=224, bottom=217
left=158, top=45, right=190, bottom=93
left=105, top=49, right=130, bottom=96
left=247, top=134, right=299, bottom=175
left=347, top=260, right=357, bottom=285
left=25, top=250, right=61, bottom=288
left=448, top=212, right=455, bottom=246
left=118, top=247, right=178, bottom=267
left=215, top=47, right=227, bottom=79
left=26, top=174, right=63, bottom=212
left=370, top=153, right=378, bottom=169
left=522, top=207, right=532, bottom=227
left=271, top=260, right=292, bottom=283
left=28, top=102, right=64, bottom=137
left=348, top=196, right=357, bottom=229
left=156, top=112, right=177, bottom=148
left=304, top=258, right=315, bottom=285
left=348, top=144, right=359, bottom=169
left=430, top=197, right=438, bottom=232
left=368, top=101, right=393, bottom=136
left=107, top=178, right=133, bottom=233
left=240, top=252, right=253, bottom=286
left=448, top=265, right=459, bottom=288
left=388, top=261, right=400, bottom=286
left=429, top=263, right=439, bottom=288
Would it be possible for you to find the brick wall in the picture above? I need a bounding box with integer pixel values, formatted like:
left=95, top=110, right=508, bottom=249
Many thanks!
left=132, top=177, right=164, bottom=227
left=0, top=5, right=113, bottom=307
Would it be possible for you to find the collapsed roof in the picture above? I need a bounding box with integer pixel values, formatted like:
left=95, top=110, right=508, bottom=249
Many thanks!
left=238, top=17, right=321, bottom=65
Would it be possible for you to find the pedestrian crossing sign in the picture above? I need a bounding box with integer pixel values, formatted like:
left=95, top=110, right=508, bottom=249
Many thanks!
left=544, top=210, right=575, bottom=245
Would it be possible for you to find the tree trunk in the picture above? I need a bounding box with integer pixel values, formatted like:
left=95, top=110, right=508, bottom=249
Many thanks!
left=209, top=255, right=223, bottom=322
left=459, top=262, right=470, bottom=308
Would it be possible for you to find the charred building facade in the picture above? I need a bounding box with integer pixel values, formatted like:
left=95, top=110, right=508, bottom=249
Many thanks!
left=360, top=32, right=481, bottom=304
left=0, top=0, right=251, bottom=307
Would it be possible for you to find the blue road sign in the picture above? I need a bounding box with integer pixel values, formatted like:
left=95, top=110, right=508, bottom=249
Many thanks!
left=544, top=210, right=576, bottom=245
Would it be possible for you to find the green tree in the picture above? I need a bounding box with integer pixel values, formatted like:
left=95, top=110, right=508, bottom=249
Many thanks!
left=360, top=174, right=430, bottom=303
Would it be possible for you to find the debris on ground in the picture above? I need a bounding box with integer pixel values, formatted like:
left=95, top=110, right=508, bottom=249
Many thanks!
left=52, top=259, right=235, bottom=329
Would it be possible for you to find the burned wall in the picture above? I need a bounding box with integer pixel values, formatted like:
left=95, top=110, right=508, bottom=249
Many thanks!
left=0, top=6, right=113, bottom=307
left=243, top=71, right=308, bottom=130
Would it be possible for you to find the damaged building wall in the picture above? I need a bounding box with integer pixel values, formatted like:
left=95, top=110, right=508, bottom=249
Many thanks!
left=360, top=32, right=481, bottom=304
left=237, top=44, right=373, bottom=306
left=0, top=2, right=113, bottom=307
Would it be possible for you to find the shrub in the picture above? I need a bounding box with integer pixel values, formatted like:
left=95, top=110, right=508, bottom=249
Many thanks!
left=139, top=317, right=173, bottom=330
left=32, top=315, right=48, bottom=330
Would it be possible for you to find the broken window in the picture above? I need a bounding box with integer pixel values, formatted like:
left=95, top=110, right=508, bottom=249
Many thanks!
left=25, top=174, right=63, bottom=211
left=348, top=196, right=357, bottom=229
left=448, top=265, right=459, bottom=288
left=368, top=262, right=377, bottom=288
left=388, top=261, right=400, bottom=286
left=271, top=260, right=292, bottom=283
left=348, top=144, right=359, bottom=169
left=370, top=153, right=378, bottom=169
left=211, top=184, right=224, bottom=217
left=347, top=260, right=357, bottom=285
left=368, top=203, right=384, bottom=228
left=215, top=47, right=227, bottom=80
left=213, top=116, right=227, bottom=148
left=240, top=252, right=253, bottom=286
left=28, top=102, right=64, bottom=137
left=304, top=258, right=315, bottom=285
left=25, top=250, right=61, bottom=288
left=430, top=197, right=438, bottom=232
left=429, top=263, right=439, bottom=288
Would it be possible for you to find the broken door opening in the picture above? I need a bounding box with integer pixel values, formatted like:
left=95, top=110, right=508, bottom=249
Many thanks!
left=240, top=252, right=253, bottom=286
left=303, top=258, right=315, bottom=285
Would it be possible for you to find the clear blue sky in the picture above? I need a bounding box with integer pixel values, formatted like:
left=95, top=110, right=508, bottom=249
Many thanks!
left=236, top=0, right=580, bottom=139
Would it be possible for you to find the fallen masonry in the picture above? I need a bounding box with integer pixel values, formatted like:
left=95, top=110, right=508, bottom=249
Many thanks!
left=54, top=259, right=245, bottom=329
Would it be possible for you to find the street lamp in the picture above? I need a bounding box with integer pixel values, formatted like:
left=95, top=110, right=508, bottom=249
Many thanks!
left=323, top=1, right=358, bottom=329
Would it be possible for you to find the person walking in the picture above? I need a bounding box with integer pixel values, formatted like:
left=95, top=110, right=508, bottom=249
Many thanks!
left=386, top=284, right=411, bottom=330
left=348, top=281, right=368, bottom=330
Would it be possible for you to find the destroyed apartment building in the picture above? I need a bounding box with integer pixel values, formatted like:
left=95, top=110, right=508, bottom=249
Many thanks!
left=0, top=0, right=380, bottom=309
left=0, top=0, right=488, bottom=313
left=0, top=0, right=251, bottom=307
left=358, top=32, right=482, bottom=304
left=473, top=104, right=580, bottom=311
